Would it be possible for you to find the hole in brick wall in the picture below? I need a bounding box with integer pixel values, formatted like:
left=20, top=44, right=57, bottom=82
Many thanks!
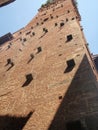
left=43, top=28, right=48, bottom=33
left=22, top=74, right=33, bottom=87
left=58, top=45, right=62, bottom=47
left=9, top=42, right=12, bottom=45
left=19, top=49, right=22, bottom=52
left=66, top=120, right=83, bottom=130
left=41, top=22, right=44, bottom=25
left=23, top=38, right=27, bottom=42
left=61, top=4, right=63, bottom=7
left=66, top=34, right=73, bottom=42
left=20, top=38, right=22, bottom=41
left=51, top=16, right=53, bottom=19
left=66, top=18, right=68, bottom=22
left=5, top=58, right=11, bottom=66
left=59, top=96, right=63, bottom=100
left=26, top=31, right=31, bottom=35
left=19, top=32, right=22, bottom=34
left=32, top=32, right=35, bottom=36
left=27, top=54, right=34, bottom=64
left=77, top=54, right=80, bottom=57
left=60, top=22, right=65, bottom=27
left=39, top=28, right=48, bottom=39
left=44, top=18, right=49, bottom=22
left=64, top=59, right=75, bottom=73
left=36, top=23, right=39, bottom=26
left=67, top=10, right=70, bottom=13
left=36, top=47, right=42, bottom=54
left=6, top=62, right=14, bottom=71
left=56, top=15, right=58, bottom=18
left=55, top=23, right=58, bottom=27
left=80, top=26, right=83, bottom=31
left=72, top=17, right=75, bottom=20
left=59, top=54, right=62, bottom=56
left=31, top=26, right=33, bottom=29
left=6, top=45, right=10, bottom=50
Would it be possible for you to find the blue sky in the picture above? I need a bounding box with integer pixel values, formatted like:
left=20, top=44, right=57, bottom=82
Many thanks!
left=0, top=0, right=98, bottom=54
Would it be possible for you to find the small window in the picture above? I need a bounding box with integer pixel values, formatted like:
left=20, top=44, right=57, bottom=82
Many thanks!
left=55, top=23, right=58, bottom=26
left=67, top=10, right=70, bottom=13
left=72, top=17, right=75, bottom=20
left=66, top=34, right=73, bottom=42
left=27, top=54, right=34, bottom=64
left=23, top=38, right=27, bottom=42
left=64, top=59, right=75, bottom=73
left=59, top=96, right=63, bottom=100
left=32, top=32, right=35, bottom=36
left=60, top=22, right=64, bottom=27
left=51, top=16, right=53, bottom=19
left=6, top=62, right=14, bottom=71
left=26, top=31, right=31, bottom=35
left=5, top=58, right=11, bottom=66
left=22, top=74, right=33, bottom=87
left=66, top=18, right=68, bottom=22
left=36, top=47, right=42, bottom=54
left=44, top=18, right=49, bottom=22
left=36, top=22, right=39, bottom=26
left=43, top=28, right=48, bottom=33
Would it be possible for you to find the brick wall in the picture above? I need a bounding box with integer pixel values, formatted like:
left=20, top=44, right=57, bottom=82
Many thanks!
left=0, top=0, right=98, bottom=130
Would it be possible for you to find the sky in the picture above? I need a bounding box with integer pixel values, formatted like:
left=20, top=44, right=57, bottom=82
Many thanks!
left=0, top=0, right=98, bottom=54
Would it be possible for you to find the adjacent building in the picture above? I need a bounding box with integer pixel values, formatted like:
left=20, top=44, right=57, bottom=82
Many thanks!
left=0, top=0, right=15, bottom=7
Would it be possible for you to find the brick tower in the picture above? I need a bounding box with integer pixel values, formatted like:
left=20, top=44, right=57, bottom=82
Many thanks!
left=0, top=0, right=98, bottom=130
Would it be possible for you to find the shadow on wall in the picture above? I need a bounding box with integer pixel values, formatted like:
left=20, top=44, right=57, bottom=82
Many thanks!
left=0, top=111, right=34, bottom=130
left=48, top=54, right=98, bottom=130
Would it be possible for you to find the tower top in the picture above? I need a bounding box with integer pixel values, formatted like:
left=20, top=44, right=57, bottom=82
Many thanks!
left=39, top=0, right=80, bottom=20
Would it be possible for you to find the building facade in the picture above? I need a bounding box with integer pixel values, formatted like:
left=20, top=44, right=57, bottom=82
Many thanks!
left=0, top=0, right=98, bottom=130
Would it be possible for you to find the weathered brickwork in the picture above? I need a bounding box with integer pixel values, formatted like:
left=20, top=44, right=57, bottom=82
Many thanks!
left=0, top=0, right=98, bottom=130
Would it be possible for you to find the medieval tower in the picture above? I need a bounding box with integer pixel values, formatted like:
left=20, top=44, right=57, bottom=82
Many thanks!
left=0, top=0, right=98, bottom=130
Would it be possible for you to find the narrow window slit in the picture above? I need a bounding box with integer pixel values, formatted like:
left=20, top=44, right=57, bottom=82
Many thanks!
left=66, top=34, right=73, bottom=42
